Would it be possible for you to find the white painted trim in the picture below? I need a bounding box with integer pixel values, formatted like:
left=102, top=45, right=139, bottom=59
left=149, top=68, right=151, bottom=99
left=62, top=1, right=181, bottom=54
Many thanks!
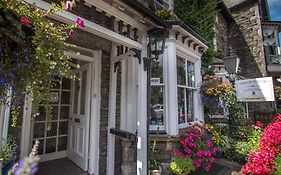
left=85, top=0, right=147, bottom=31
left=2, top=91, right=11, bottom=140
left=0, top=89, right=12, bottom=140
left=88, top=50, right=102, bottom=175
left=20, top=93, right=33, bottom=158
left=172, top=25, right=208, bottom=51
left=136, top=35, right=148, bottom=175
left=165, top=42, right=178, bottom=136
left=120, top=58, right=127, bottom=130
left=166, top=39, right=202, bottom=60
left=0, top=105, right=4, bottom=139
left=24, top=0, right=144, bottom=50
left=39, top=151, right=67, bottom=162
left=125, top=58, right=138, bottom=133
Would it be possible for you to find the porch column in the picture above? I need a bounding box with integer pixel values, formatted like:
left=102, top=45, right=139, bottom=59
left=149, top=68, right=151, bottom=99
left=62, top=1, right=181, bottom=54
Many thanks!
left=194, top=58, right=204, bottom=122
left=137, top=34, right=148, bottom=175
left=165, top=42, right=178, bottom=136
left=20, top=93, right=33, bottom=158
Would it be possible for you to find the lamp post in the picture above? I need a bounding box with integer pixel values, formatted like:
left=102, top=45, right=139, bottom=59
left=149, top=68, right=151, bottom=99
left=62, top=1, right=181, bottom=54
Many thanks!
left=145, top=26, right=167, bottom=174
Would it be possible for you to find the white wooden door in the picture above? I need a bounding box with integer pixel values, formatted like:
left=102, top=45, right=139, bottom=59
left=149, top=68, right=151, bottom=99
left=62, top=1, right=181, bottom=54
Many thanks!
left=68, top=63, right=91, bottom=171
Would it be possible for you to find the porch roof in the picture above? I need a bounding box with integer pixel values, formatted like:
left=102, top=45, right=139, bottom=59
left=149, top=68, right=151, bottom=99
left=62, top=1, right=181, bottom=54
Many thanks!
left=262, top=21, right=281, bottom=32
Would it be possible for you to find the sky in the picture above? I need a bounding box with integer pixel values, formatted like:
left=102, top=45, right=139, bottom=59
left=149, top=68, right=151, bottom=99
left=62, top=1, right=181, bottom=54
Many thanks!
left=268, top=0, right=281, bottom=21
left=268, top=0, right=281, bottom=40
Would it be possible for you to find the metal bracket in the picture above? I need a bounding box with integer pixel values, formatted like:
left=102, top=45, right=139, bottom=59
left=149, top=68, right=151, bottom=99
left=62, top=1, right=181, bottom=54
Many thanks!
left=114, top=61, right=121, bottom=73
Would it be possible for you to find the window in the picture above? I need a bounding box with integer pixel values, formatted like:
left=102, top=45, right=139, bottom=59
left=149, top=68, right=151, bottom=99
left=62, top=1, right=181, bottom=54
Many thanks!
left=177, top=57, right=195, bottom=127
left=150, top=55, right=165, bottom=130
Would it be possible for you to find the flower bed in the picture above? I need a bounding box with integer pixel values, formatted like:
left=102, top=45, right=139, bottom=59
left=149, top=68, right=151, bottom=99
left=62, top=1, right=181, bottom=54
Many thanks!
left=242, top=113, right=281, bottom=175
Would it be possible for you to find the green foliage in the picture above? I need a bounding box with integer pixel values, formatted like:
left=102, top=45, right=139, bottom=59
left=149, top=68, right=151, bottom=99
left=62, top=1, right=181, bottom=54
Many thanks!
left=170, top=157, right=195, bottom=175
left=273, top=154, right=281, bottom=175
left=174, top=0, right=222, bottom=69
left=205, top=124, right=231, bottom=152
left=0, top=0, right=78, bottom=126
left=0, top=137, right=16, bottom=165
left=225, top=125, right=262, bottom=163
left=149, top=138, right=161, bottom=170
left=155, top=8, right=178, bottom=20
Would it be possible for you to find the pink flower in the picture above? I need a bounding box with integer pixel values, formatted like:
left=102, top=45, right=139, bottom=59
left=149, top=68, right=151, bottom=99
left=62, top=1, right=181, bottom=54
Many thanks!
left=65, top=0, right=73, bottom=11
left=68, top=29, right=75, bottom=37
left=19, top=16, right=30, bottom=25
left=205, top=166, right=210, bottom=172
left=196, top=150, right=203, bottom=157
left=76, top=18, right=85, bottom=28
left=207, top=140, right=212, bottom=147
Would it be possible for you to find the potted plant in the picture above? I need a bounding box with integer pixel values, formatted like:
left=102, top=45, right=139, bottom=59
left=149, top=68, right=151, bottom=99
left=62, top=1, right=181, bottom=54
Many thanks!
left=149, top=139, right=162, bottom=175
left=0, top=137, right=16, bottom=175
left=173, top=124, right=217, bottom=172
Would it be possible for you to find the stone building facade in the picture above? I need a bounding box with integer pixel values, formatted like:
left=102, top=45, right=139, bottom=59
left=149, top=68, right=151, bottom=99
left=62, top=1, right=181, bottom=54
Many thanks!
left=214, top=0, right=276, bottom=116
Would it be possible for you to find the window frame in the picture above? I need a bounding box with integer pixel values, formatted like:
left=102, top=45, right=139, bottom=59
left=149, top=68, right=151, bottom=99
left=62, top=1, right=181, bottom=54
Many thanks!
left=176, top=57, right=197, bottom=129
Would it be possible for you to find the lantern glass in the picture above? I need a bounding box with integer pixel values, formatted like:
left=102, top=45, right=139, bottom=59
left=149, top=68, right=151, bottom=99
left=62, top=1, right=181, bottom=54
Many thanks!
left=148, top=26, right=167, bottom=57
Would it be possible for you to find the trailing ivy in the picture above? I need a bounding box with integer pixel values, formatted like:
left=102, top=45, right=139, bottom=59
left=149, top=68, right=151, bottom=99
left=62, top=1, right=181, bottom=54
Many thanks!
left=174, top=0, right=223, bottom=70
left=0, top=0, right=79, bottom=127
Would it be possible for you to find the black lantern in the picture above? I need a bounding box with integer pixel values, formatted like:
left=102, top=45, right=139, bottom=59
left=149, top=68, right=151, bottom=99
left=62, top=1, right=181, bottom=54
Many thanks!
left=147, top=26, right=167, bottom=57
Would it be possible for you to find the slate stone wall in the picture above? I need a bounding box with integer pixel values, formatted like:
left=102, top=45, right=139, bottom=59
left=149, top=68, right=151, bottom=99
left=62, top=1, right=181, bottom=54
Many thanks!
left=228, top=2, right=267, bottom=78
left=215, top=12, right=230, bottom=57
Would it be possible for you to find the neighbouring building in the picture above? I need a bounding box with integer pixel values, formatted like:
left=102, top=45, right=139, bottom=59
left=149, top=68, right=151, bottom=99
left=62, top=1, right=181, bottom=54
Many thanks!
left=214, top=0, right=281, bottom=118
left=0, top=0, right=208, bottom=175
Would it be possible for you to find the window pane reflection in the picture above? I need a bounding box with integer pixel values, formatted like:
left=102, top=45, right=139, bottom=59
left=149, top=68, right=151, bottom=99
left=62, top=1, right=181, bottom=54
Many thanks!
left=151, top=86, right=164, bottom=126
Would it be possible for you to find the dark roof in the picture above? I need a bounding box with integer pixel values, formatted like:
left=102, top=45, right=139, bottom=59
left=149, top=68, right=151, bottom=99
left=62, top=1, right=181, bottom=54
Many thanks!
left=122, top=0, right=168, bottom=28
left=165, top=20, right=208, bottom=46
left=262, top=21, right=281, bottom=32
left=217, top=2, right=235, bottom=23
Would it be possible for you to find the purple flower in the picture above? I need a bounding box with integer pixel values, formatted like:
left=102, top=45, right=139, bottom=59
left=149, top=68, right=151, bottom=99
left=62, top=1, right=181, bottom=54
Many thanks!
left=68, top=29, right=75, bottom=37
left=65, top=0, right=73, bottom=11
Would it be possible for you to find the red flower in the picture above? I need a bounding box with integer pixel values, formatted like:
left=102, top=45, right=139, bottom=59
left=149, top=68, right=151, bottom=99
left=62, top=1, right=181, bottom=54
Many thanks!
left=19, top=16, right=30, bottom=25
left=242, top=113, right=281, bottom=175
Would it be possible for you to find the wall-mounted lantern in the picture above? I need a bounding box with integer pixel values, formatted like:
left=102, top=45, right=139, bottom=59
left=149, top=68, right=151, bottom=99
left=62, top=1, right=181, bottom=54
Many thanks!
left=223, top=49, right=240, bottom=75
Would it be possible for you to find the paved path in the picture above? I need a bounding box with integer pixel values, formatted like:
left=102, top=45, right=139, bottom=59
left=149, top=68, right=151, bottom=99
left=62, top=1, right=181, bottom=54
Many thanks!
left=36, top=158, right=89, bottom=175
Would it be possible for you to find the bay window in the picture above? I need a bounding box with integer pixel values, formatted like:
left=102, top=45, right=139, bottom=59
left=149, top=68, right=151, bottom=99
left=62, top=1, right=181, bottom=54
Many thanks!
left=177, top=57, right=195, bottom=127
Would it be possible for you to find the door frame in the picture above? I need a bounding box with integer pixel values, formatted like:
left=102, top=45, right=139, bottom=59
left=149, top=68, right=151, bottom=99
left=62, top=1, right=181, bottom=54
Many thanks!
left=22, top=47, right=101, bottom=175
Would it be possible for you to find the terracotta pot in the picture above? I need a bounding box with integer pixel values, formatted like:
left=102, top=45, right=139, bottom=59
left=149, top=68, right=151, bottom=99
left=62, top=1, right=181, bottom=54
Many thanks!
left=150, top=169, right=162, bottom=175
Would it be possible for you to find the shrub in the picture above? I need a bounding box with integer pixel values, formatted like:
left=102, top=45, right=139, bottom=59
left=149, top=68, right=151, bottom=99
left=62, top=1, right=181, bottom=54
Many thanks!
left=0, top=137, right=16, bottom=165
left=170, top=157, right=195, bottom=175
left=242, top=113, right=281, bottom=175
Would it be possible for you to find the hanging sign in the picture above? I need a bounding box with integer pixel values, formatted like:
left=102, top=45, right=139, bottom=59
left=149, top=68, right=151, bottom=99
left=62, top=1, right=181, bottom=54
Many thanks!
left=235, top=77, right=275, bottom=102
